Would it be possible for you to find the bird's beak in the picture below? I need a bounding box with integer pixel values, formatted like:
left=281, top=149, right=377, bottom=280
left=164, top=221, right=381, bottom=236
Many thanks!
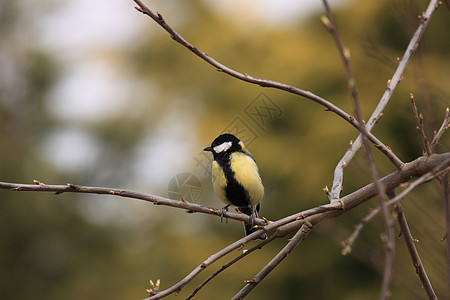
left=204, top=146, right=212, bottom=152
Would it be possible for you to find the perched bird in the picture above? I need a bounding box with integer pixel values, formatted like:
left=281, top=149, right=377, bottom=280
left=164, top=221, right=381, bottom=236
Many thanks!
left=204, top=133, right=267, bottom=240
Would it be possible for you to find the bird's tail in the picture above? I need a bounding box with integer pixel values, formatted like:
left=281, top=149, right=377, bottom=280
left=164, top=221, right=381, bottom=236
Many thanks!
left=240, top=206, right=267, bottom=240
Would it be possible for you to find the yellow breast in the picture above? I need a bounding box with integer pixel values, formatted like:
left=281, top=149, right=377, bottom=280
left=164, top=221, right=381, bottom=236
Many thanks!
left=229, top=152, right=264, bottom=206
left=211, top=161, right=229, bottom=205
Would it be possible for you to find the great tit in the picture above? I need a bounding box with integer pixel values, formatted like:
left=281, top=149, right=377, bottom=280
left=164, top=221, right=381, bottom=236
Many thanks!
left=204, top=133, right=267, bottom=240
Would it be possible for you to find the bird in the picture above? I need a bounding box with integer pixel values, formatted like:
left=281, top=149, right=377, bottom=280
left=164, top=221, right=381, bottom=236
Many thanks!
left=204, top=133, right=267, bottom=240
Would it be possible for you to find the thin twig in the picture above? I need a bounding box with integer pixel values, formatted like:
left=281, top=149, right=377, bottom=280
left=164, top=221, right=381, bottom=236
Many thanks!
left=430, top=107, right=450, bottom=151
left=341, top=206, right=381, bottom=255
left=186, top=235, right=276, bottom=300
left=231, top=222, right=314, bottom=300
left=366, top=138, right=395, bottom=300
left=379, top=210, right=395, bottom=300
left=132, top=0, right=402, bottom=170
left=410, top=93, right=433, bottom=156
left=329, top=0, right=442, bottom=202
left=321, top=0, right=360, bottom=117
left=142, top=230, right=279, bottom=300
left=438, top=172, right=450, bottom=286
left=363, top=91, right=395, bottom=300
left=395, top=203, right=437, bottom=300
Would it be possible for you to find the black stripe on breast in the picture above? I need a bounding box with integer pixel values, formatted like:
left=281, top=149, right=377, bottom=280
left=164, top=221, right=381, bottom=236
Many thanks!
left=215, top=154, right=251, bottom=209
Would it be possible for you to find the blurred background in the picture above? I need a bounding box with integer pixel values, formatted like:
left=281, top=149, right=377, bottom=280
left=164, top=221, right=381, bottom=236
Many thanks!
left=0, top=0, right=449, bottom=299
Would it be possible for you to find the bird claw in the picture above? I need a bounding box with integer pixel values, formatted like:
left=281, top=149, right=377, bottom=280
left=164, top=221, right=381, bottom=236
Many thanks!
left=220, top=205, right=230, bottom=223
left=250, top=213, right=255, bottom=227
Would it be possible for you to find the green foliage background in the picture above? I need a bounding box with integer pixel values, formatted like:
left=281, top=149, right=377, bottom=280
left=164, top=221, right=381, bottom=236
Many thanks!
left=0, top=0, right=449, bottom=299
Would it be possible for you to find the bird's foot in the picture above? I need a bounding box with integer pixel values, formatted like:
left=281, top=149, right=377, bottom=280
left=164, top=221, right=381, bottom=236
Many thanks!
left=220, top=205, right=230, bottom=223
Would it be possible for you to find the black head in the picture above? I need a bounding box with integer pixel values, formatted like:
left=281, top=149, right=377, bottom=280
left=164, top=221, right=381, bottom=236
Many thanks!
left=204, top=133, right=243, bottom=158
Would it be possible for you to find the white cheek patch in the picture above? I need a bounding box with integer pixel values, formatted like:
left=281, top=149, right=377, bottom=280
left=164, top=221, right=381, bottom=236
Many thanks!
left=213, top=141, right=232, bottom=153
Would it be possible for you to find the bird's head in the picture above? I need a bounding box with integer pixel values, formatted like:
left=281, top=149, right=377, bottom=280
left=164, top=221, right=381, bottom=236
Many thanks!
left=204, top=133, right=245, bottom=158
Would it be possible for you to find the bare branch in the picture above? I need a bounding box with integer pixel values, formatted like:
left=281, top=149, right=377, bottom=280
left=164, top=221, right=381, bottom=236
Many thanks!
left=438, top=172, right=450, bottom=286
left=265, top=153, right=449, bottom=239
left=0, top=180, right=267, bottom=227
left=322, top=2, right=395, bottom=296
left=377, top=189, right=395, bottom=300
left=187, top=235, right=276, bottom=300
left=385, top=159, right=450, bottom=208
left=410, top=93, right=433, bottom=156
left=156, top=154, right=449, bottom=299
left=2, top=154, right=448, bottom=298
left=395, top=203, right=437, bottom=300
left=321, top=0, right=360, bottom=118
left=142, top=229, right=278, bottom=299
left=231, top=222, right=313, bottom=300
left=431, top=107, right=450, bottom=151
left=341, top=206, right=381, bottom=255
left=363, top=147, right=396, bottom=300
left=341, top=157, right=450, bottom=256
left=142, top=205, right=342, bottom=299
left=132, top=0, right=402, bottom=169
left=329, top=0, right=442, bottom=202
